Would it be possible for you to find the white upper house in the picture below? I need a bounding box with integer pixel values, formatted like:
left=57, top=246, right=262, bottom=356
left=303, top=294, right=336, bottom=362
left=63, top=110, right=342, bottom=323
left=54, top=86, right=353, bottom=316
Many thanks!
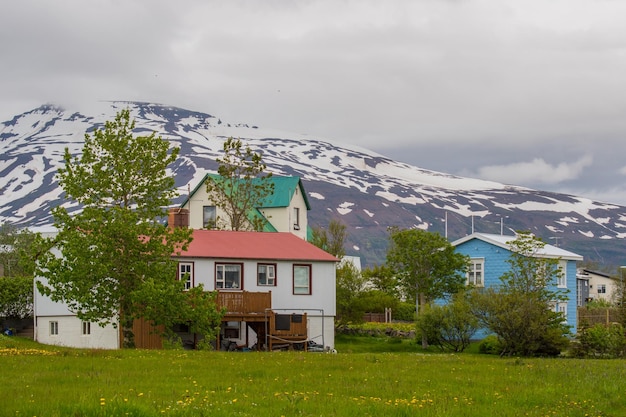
left=179, top=174, right=311, bottom=240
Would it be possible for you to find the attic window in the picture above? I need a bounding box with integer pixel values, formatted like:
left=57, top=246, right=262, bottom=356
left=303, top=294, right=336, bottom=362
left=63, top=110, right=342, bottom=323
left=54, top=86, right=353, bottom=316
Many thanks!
left=293, top=207, right=300, bottom=230
left=203, top=206, right=216, bottom=229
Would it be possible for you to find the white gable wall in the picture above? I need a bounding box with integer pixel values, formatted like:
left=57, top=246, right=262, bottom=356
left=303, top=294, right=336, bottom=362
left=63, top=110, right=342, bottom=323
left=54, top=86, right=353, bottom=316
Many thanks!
left=259, top=187, right=308, bottom=239
left=182, top=186, right=233, bottom=230
left=587, top=273, right=619, bottom=303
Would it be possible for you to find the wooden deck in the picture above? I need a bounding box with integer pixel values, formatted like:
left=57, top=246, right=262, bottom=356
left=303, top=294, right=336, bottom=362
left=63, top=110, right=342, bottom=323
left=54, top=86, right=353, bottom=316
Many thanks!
left=267, top=312, right=308, bottom=351
left=131, top=290, right=309, bottom=350
left=217, top=290, right=271, bottom=321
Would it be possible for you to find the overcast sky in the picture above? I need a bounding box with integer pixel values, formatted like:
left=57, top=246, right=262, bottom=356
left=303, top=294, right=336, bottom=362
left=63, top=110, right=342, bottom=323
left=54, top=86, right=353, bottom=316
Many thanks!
left=2, top=0, right=626, bottom=205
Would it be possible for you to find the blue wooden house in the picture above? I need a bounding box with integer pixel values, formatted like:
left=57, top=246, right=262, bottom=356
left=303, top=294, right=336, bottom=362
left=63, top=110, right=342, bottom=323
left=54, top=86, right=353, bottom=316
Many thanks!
left=452, top=233, right=583, bottom=333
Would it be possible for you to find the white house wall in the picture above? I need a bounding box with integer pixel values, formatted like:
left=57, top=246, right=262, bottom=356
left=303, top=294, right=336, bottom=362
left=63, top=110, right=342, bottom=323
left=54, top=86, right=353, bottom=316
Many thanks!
left=34, top=276, right=120, bottom=349
left=188, top=258, right=336, bottom=316
left=589, top=275, right=619, bottom=303
left=35, top=315, right=119, bottom=349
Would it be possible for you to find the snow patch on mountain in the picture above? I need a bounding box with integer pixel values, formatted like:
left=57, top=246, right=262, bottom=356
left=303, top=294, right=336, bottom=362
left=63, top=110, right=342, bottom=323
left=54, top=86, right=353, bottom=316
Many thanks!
left=337, top=202, right=355, bottom=215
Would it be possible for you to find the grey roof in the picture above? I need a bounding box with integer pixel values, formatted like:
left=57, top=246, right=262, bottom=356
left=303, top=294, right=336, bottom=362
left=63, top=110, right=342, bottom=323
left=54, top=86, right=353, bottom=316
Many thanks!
left=452, top=232, right=583, bottom=261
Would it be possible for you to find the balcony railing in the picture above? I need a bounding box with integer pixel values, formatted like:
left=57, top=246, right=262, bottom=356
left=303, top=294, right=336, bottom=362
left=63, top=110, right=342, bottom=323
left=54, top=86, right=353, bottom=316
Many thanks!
left=217, top=291, right=271, bottom=315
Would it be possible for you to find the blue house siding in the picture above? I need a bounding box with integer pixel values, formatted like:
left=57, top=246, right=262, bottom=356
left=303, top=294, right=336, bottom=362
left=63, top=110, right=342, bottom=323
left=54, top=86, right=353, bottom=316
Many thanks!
left=453, top=233, right=582, bottom=336
left=564, top=260, right=578, bottom=332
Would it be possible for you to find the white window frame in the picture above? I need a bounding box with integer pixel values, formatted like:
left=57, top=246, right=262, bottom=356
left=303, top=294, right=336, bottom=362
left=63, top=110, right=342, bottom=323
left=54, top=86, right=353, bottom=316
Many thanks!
left=81, top=321, right=91, bottom=336
left=293, top=264, right=311, bottom=295
left=556, top=261, right=567, bottom=288
left=257, top=263, right=276, bottom=286
left=467, top=258, right=484, bottom=287
left=216, top=263, right=243, bottom=290
left=556, top=302, right=568, bottom=322
left=597, top=284, right=607, bottom=294
left=49, top=321, right=58, bottom=336
left=178, top=262, right=194, bottom=291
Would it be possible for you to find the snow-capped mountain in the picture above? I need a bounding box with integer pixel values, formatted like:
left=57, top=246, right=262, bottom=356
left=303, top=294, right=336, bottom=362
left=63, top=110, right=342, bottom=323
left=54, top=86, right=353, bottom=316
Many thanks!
left=1, top=101, right=625, bottom=267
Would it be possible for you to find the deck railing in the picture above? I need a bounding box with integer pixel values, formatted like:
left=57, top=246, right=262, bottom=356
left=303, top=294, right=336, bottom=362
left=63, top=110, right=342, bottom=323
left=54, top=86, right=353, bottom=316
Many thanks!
left=217, top=291, right=271, bottom=314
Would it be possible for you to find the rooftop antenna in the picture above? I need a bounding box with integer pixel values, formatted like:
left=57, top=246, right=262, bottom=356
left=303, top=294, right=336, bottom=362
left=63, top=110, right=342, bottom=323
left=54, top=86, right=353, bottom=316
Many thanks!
left=549, top=236, right=561, bottom=247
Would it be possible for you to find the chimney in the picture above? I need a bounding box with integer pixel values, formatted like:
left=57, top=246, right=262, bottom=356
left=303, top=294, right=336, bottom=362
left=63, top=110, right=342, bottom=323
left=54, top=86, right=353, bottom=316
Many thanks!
left=168, top=208, right=189, bottom=228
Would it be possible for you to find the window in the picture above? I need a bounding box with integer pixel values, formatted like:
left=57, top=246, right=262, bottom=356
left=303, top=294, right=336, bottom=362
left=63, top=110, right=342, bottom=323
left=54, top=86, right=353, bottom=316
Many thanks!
left=81, top=321, right=91, bottom=336
left=598, top=284, right=607, bottom=294
left=203, top=205, right=216, bottom=229
left=216, top=263, right=242, bottom=289
left=556, top=261, right=567, bottom=288
left=257, top=263, right=276, bottom=286
left=293, top=207, right=300, bottom=230
left=49, top=321, right=58, bottom=336
left=223, top=321, right=240, bottom=339
left=467, top=259, right=484, bottom=287
left=555, top=302, right=567, bottom=320
left=178, top=262, right=194, bottom=291
left=293, top=264, right=311, bottom=295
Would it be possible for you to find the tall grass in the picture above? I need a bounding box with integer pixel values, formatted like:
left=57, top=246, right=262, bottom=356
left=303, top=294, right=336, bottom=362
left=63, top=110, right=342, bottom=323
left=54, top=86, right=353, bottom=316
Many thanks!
left=1, top=335, right=625, bottom=416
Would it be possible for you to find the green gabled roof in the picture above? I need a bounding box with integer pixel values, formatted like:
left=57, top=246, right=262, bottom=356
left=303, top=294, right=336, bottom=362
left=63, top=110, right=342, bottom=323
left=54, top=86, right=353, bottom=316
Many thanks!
left=248, top=207, right=278, bottom=232
left=258, top=176, right=311, bottom=210
left=180, top=173, right=311, bottom=211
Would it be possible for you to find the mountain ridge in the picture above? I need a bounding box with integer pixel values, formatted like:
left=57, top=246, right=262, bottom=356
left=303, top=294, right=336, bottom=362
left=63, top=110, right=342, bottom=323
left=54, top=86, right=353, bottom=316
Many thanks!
left=1, top=101, right=624, bottom=267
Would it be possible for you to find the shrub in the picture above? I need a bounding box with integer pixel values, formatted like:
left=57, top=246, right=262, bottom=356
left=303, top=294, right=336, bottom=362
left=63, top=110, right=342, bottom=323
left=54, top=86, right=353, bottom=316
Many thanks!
left=393, top=302, right=417, bottom=322
left=572, top=323, right=626, bottom=358
left=478, top=335, right=502, bottom=355
left=416, top=292, right=478, bottom=352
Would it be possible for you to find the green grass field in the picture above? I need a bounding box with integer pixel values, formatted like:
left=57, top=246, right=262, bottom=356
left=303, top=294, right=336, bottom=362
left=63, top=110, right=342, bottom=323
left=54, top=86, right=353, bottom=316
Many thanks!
left=1, top=334, right=625, bottom=417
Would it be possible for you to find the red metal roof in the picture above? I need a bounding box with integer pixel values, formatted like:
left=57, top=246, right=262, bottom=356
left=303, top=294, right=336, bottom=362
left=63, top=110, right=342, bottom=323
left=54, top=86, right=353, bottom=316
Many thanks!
left=177, top=230, right=339, bottom=262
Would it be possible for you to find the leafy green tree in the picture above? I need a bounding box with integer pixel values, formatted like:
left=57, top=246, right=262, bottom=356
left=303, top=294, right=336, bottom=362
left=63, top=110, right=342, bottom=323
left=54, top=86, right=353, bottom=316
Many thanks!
left=362, top=264, right=400, bottom=298
left=335, top=260, right=367, bottom=324
left=34, top=109, right=209, bottom=348
left=470, top=232, right=571, bottom=356
left=0, top=224, right=36, bottom=322
left=0, top=276, right=33, bottom=319
left=205, top=137, right=274, bottom=231
left=311, top=219, right=347, bottom=258
left=385, top=227, right=468, bottom=348
left=0, top=223, right=36, bottom=277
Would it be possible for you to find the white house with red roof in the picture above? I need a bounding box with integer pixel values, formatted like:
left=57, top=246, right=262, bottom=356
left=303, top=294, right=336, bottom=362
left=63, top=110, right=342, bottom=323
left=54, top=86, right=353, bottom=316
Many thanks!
left=33, top=175, right=338, bottom=350
left=174, top=229, right=337, bottom=351
left=33, top=228, right=338, bottom=350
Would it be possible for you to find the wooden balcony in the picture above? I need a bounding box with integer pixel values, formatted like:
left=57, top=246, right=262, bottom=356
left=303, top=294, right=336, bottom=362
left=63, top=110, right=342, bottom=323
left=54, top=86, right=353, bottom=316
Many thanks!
left=217, top=291, right=272, bottom=321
